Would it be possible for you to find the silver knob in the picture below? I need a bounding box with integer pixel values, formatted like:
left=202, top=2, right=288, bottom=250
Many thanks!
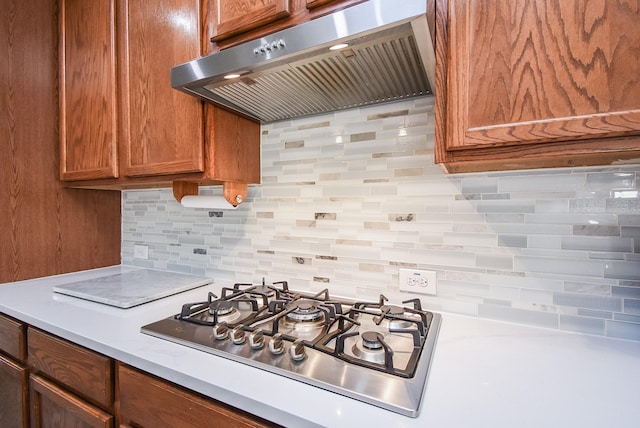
left=249, top=331, right=265, bottom=349
left=269, top=333, right=285, bottom=355
left=213, top=322, right=229, bottom=340
left=289, top=338, right=306, bottom=361
left=231, top=326, right=246, bottom=344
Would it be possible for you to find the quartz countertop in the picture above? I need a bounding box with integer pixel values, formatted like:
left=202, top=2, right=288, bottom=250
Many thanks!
left=1, top=266, right=639, bottom=428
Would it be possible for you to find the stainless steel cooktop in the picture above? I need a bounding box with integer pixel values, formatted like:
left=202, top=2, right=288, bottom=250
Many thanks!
left=141, top=280, right=441, bottom=417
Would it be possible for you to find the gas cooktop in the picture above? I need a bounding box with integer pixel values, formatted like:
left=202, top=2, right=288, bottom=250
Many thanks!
left=141, top=280, right=441, bottom=417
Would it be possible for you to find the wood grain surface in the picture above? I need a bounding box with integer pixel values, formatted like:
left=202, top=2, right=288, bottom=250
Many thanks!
left=0, top=355, right=29, bottom=428
left=27, top=328, right=113, bottom=411
left=450, top=0, right=640, bottom=148
left=0, top=0, right=121, bottom=282
left=436, top=0, right=640, bottom=171
left=30, top=374, right=112, bottom=428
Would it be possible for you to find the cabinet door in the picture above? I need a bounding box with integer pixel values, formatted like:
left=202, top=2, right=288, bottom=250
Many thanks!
left=209, top=0, right=291, bottom=42
left=59, top=0, right=118, bottom=180
left=444, top=0, right=640, bottom=150
left=0, top=355, right=28, bottom=428
left=30, top=374, right=112, bottom=428
left=118, top=0, right=205, bottom=177
left=117, top=364, right=277, bottom=428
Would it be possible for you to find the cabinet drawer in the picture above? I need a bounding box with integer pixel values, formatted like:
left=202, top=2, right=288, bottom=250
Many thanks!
left=0, top=313, right=26, bottom=362
left=27, top=328, right=113, bottom=411
left=117, top=363, right=278, bottom=427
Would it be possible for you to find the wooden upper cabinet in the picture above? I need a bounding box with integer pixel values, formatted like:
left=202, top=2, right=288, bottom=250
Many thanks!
left=209, top=0, right=291, bottom=42
left=435, top=0, right=640, bottom=172
left=59, top=0, right=118, bottom=180
left=59, top=0, right=261, bottom=190
left=119, top=0, right=204, bottom=177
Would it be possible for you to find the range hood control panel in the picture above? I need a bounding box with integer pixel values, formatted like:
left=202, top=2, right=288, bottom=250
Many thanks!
left=254, top=39, right=286, bottom=56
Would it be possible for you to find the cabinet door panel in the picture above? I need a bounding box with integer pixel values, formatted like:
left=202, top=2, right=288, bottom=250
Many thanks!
left=59, top=0, right=118, bottom=180
left=447, top=0, right=640, bottom=150
left=210, top=0, right=291, bottom=42
left=0, top=355, right=28, bottom=428
left=30, top=374, right=112, bottom=428
left=119, top=0, right=204, bottom=177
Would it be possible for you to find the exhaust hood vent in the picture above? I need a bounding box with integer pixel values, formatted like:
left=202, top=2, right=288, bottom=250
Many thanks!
left=172, top=0, right=435, bottom=123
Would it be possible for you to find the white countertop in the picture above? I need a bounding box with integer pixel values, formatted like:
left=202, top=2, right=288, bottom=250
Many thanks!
left=1, top=266, right=639, bottom=428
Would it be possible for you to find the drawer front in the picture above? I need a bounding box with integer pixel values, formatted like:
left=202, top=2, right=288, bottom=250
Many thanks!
left=0, top=314, right=26, bottom=362
left=117, top=363, right=278, bottom=428
left=27, top=328, right=113, bottom=411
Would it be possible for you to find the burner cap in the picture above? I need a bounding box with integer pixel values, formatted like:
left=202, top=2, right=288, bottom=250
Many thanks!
left=361, top=331, right=383, bottom=350
left=248, top=285, right=275, bottom=298
left=209, top=300, right=234, bottom=316
left=286, top=300, right=323, bottom=322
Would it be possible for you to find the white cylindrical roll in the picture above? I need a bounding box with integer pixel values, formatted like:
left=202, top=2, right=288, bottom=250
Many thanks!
left=180, top=195, right=238, bottom=209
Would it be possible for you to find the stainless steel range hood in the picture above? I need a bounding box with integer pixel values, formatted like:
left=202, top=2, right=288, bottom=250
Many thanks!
left=171, top=0, right=435, bottom=124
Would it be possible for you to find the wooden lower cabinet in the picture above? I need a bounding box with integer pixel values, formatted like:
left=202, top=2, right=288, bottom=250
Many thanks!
left=0, top=314, right=28, bottom=428
left=0, top=318, right=278, bottom=428
left=117, top=363, right=279, bottom=428
left=30, top=374, right=112, bottom=428
left=0, top=355, right=29, bottom=428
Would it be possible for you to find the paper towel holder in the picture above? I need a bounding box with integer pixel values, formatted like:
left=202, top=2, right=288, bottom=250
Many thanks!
left=173, top=181, right=247, bottom=207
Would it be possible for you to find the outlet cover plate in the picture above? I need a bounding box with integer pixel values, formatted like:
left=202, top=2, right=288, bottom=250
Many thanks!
left=399, top=268, right=437, bottom=295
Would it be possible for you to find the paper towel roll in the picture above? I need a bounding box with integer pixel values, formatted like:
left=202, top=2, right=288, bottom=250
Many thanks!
left=180, top=195, right=239, bottom=209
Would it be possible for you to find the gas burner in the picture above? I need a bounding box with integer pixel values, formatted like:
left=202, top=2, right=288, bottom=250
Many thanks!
left=380, top=305, right=404, bottom=316
left=379, top=305, right=414, bottom=329
left=209, top=300, right=234, bottom=315
left=278, top=300, right=326, bottom=337
left=208, top=300, right=243, bottom=323
left=286, top=300, right=324, bottom=323
left=362, top=331, right=383, bottom=349
left=352, top=331, right=387, bottom=364
left=247, top=285, right=275, bottom=299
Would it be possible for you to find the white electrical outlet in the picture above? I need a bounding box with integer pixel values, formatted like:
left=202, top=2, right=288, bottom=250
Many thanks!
left=399, top=268, right=437, bottom=295
left=133, top=244, right=148, bottom=259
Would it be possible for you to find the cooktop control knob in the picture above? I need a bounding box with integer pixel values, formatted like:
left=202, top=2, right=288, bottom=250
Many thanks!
left=231, top=326, right=246, bottom=344
left=269, top=333, right=285, bottom=355
left=213, top=322, right=229, bottom=340
left=249, top=331, right=265, bottom=350
left=289, top=338, right=306, bottom=361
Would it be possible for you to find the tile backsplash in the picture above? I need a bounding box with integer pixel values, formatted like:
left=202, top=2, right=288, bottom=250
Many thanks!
left=122, top=96, right=640, bottom=341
